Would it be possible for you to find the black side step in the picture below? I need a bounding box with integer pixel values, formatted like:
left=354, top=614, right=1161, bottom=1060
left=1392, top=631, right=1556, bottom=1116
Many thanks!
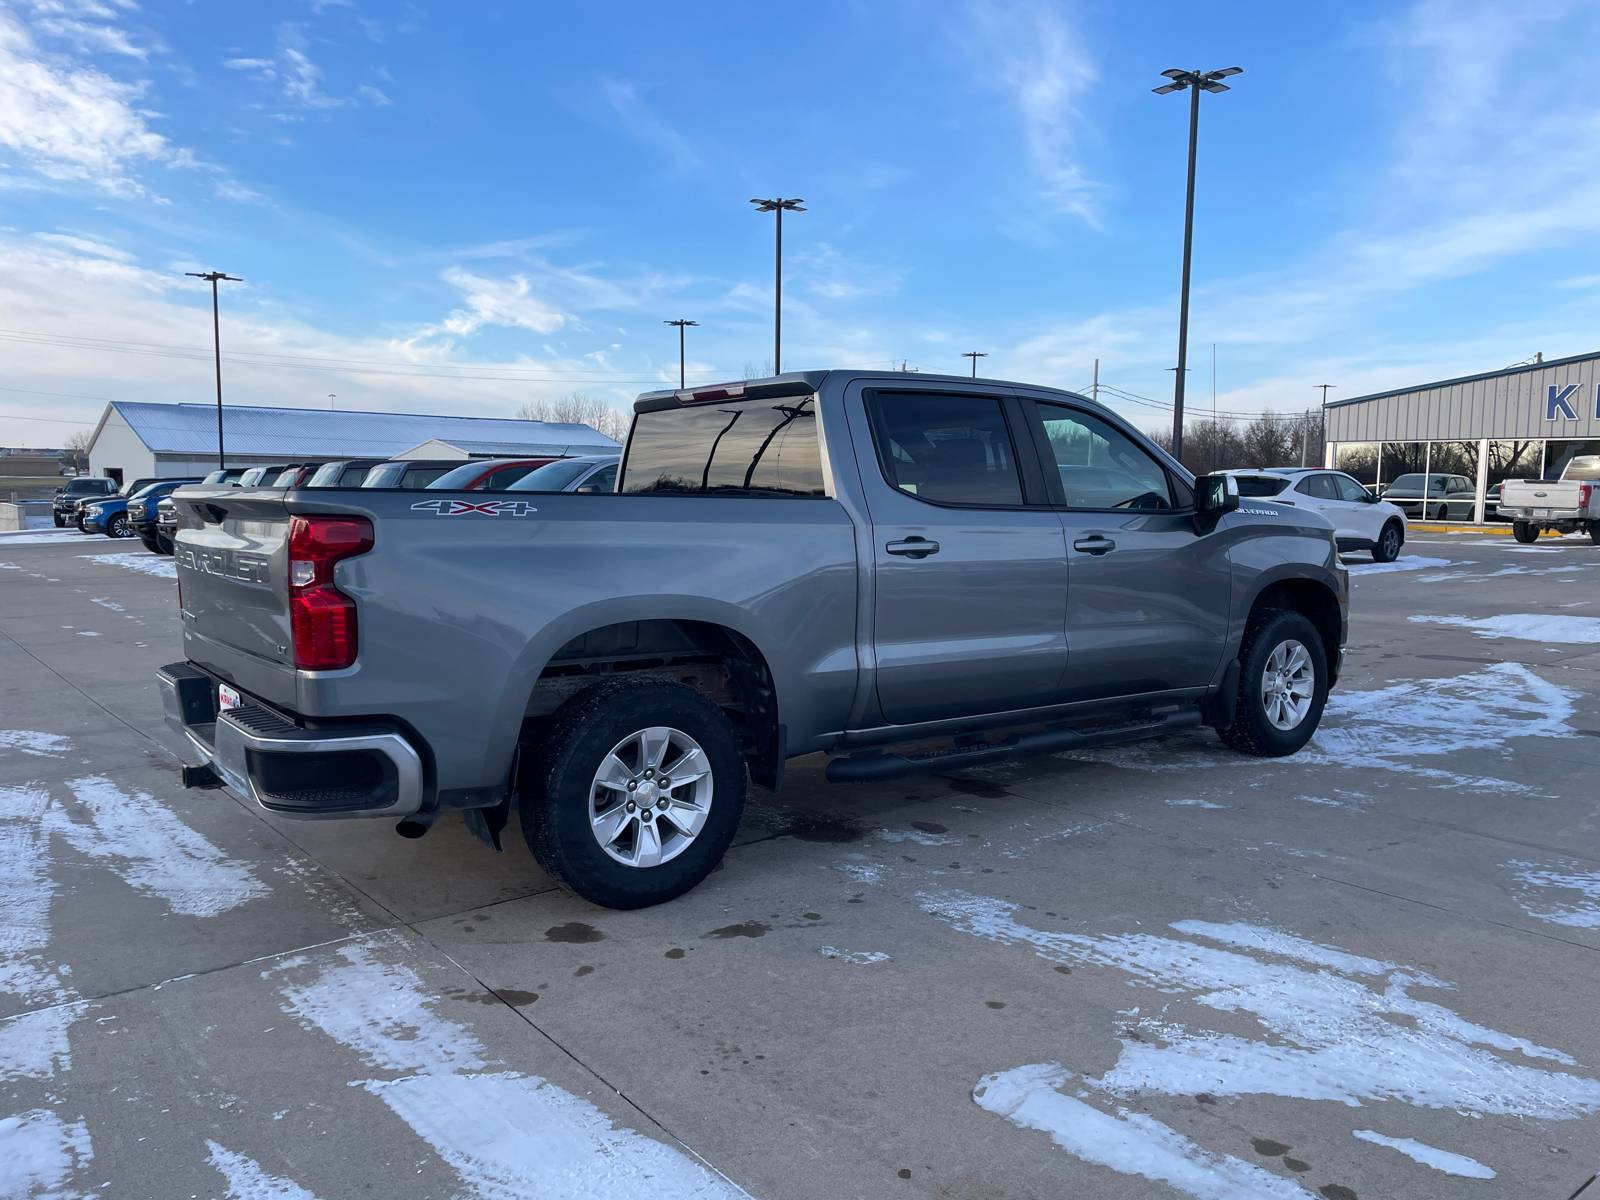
left=825, top=707, right=1204, bottom=784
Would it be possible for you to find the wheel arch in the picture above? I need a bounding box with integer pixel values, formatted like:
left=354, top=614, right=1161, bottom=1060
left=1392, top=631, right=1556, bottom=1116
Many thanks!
left=1242, top=573, right=1344, bottom=681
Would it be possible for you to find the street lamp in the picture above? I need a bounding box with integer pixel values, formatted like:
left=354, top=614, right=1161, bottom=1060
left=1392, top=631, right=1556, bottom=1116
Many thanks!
left=1152, top=66, right=1241, bottom=463
left=962, top=351, right=988, bottom=378
left=749, top=198, right=805, bottom=375
left=665, top=319, right=698, bottom=389
left=185, top=270, right=243, bottom=470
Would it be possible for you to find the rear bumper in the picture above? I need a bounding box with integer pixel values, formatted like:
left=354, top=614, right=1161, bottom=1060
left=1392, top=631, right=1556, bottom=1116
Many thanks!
left=158, top=661, right=423, bottom=820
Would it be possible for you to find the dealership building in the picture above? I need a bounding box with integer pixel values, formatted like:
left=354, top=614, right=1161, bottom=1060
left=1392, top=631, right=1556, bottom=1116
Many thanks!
left=85, top=401, right=618, bottom=485
left=1323, top=349, right=1600, bottom=523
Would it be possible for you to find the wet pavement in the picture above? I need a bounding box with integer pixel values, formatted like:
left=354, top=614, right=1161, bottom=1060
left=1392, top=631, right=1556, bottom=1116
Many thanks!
left=2, top=527, right=1598, bottom=1199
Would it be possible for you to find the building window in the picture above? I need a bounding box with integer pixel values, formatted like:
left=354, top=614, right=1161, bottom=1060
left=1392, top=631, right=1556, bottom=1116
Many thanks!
left=1545, top=440, right=1600, bottom=480
left=1335, top=442, right=1377, bottom=488
left=1378, top=443, right=1425, bottom=495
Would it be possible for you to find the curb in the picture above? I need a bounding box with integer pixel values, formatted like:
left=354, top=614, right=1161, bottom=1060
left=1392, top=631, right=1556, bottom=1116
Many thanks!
left=1407, top=524, right=1509, bottom=535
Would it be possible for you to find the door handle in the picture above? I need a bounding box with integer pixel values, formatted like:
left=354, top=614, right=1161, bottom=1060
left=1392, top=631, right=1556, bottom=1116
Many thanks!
left=886, top=537, right=940, bottom=558
left=1073, top=536, right=1116, bottom=555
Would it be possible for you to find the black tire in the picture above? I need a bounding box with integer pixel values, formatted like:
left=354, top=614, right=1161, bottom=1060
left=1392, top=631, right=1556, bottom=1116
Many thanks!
left=1513, top=522, right=1539, bottom=544
left=520, top=676, right=747, bottom=909
left=1216, top=608, right=1328, bottom=758
left=52, top=514, right=64, bottom=527
left=155, top=533, right=175, bottom=556
left=138, top=534, right=161, bottom=554
left=1371, top=522, right=1402, bottom=562
left=106, top=513, right=131, bottom=538
left=1589, top=525, right=1600, bottom=547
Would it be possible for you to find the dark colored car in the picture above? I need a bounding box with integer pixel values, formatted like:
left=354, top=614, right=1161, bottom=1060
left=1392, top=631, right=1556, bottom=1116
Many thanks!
left=84, top=479, right=201, bottom=539
left=52, top=477, right=117, bottom=527
left=423, top=458, right=561, bottom=492
left=359, top=460, right=463, bottom=489
left=73, top=477, right=182, bottom=532
left=129, top=481, right=204, bottom=552
left=305, top=459, right=388, bottom=488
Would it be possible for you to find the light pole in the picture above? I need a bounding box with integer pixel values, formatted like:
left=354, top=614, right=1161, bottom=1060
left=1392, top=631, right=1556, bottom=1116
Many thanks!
left=665, top=319, right=698, bottom=389
left=962, top=351, right=988, bottom=378
left=328, top=394, right=336, bottom=411
left=185, top=270, right=242, bottom=470
left=749, top=198, right=805, bottom=375
left=1152, top=66, right=1240, bottom=463
left=1309, top=384, right=1336, bottom=467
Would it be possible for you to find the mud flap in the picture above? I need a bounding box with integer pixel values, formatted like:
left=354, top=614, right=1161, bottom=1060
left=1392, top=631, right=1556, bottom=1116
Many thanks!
left=1199, top=659, right=1242, bottom=730
left=463, top=744, right=519, bottom=853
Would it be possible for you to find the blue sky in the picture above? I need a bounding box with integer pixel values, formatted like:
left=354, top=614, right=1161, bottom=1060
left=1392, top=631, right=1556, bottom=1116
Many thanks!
left=1, top=0, right=1598, bottom=447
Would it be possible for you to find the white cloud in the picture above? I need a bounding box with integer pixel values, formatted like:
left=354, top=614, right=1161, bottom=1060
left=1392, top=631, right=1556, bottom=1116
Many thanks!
left=437, top=268, right=571, bottom=336
left=0, top=6, right=167, bottom=196
left=598, top=77, right=700, bottom=172
left=32, top=230, right=131, bottom=260
left=223, top=23, right=390, bottom=114
left=961, top=0, right=1099, bottom=222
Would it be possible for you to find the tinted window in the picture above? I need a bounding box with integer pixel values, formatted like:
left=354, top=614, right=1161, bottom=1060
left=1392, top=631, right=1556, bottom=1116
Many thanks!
left=868, top=392, right=1022, bottom=506
left=361, top=463, right=407, bottom=488
left=624, top=395, right=825, bottom=497
left=307, top=462, right=345, bottom=487
left=1035, top=403, right=1172, bottom=509
left=1387, top=474, right=1424, bottom=492
left=338, top=465, right=373, bottom=486
left=1296, top=474, right=1337, bottom=500
left=584, top=463, right=618, bottom=492
left=508, top=459, right=597, bottom=492
left=1235, top=476, right=1290, bottom=497
left=479, top=464, right=538, bottom=490
left=1332, top=475, right=1371, bottom=503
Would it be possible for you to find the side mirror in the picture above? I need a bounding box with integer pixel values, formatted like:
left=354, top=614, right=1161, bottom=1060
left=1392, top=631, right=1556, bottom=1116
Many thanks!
left=1192, top=474, right=1239, bottom=534
left=575, top=484, right=599, bottom=494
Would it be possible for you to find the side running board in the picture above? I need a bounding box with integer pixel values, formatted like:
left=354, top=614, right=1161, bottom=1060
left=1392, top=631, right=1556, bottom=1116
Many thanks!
left=825, top=707, right=1203, bottom=784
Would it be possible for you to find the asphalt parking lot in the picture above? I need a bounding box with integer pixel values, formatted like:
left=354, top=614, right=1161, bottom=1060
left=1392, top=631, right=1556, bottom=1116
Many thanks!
left=3, top=528, right=1599, bottom=1200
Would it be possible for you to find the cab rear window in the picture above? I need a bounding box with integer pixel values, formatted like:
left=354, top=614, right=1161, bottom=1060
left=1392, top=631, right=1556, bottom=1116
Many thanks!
left=1234, top=476, right=1290, bottom=497
left=621, top=396, right=826, bottom=497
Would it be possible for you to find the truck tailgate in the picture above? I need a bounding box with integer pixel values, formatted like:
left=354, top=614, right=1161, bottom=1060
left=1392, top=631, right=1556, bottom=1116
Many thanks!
left=172, top=487, right=298, bottom=706
left=1501, top=480, right=1580, bottom=509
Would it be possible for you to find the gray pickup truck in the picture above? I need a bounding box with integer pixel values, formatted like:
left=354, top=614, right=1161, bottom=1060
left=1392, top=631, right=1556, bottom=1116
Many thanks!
left=159, top=371, right=1347, bottom=908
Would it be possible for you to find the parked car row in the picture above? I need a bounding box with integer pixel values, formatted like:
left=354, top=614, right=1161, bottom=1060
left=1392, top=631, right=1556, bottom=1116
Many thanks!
left=56, top=454, right=623, bottom=555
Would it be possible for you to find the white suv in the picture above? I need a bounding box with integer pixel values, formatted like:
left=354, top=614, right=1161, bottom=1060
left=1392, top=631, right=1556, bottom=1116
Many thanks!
left=1222, top=468, right=1408, bottom=562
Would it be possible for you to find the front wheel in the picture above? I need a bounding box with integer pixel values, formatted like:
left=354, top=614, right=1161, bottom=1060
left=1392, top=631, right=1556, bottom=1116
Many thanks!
left=1371, top=522, right=1402, bottom=562
left=520, top=676, right=747, bottom=909
left=1216, top=609, right=1328, bottom=758
left=106, top=513, right=131, bottom=538
left=155, top=532, right=175, bottom=556
left=1513, top=522, right=1540, bottom=544
left=52, top=514, right=64, bottom=528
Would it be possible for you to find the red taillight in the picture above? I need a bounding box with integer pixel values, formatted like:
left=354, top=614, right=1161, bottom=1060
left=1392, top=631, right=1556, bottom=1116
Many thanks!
left=287, top=516, right=373, bottom=670
left=1581, top=484, right=1592, bottom=508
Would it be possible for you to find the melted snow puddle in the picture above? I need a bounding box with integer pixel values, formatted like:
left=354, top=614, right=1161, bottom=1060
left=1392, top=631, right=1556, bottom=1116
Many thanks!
left=820, top=946, right=891, bottom=965
left=208, top=1140, right=324, bottom=1199
left=77, top=552, right=175, bottom=579
left=1410, top=613, right=1600, bottom=643
left=877, top=828, right=958, bottom=847
left=274, top=937, right=748, bottom=1199
left=1352, top=1129, right=1495, bottom=1178
left=1505, top=861, right=1600, bottom=928
left=928, top=891, right=1600, bottom=1194
left=1344, top=557, right=1455, bottom=576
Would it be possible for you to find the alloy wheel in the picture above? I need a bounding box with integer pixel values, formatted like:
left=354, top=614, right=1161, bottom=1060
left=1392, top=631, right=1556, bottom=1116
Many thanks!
left=588, top=726, right=713, bottom=868
left=1260, top=639, right=1315, bottom=731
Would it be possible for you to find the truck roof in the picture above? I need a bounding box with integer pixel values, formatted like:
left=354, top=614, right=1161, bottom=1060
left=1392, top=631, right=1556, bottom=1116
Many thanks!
left=631, top=369, right=1099, bottom=414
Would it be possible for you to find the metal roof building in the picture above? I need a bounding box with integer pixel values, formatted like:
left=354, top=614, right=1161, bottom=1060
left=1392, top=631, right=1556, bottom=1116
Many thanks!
left=86, top=401, right=619, bottom=485
left=1322, top=350, right=1600, bottom=523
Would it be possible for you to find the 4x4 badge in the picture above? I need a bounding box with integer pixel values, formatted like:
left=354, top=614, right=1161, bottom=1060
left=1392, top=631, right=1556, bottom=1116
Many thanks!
left=410, top=499, right=540, bottom=517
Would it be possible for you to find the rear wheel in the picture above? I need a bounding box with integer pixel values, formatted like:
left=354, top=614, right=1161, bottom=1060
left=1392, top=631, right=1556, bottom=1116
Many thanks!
left=1217, top=608, right=1328, bottom=758
left=1513, top=521, right=1540, bottom=544
left=1371, top=522, right=1402, bottom=562
left=1588, top=524, right=1600, bottom=547
left=520, top=676, right=746, bottom=909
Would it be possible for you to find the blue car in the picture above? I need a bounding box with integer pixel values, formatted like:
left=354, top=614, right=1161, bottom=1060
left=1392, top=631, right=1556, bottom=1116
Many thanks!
left=82, top=479, right=199, bottom=539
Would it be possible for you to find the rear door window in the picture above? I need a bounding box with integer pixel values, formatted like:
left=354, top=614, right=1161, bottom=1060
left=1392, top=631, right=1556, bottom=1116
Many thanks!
left=1297, top=474, right=1338, bottom=500
left=1034, top=403, right=1173, bottom=510
left=867, top=392, right=1023, bottom=506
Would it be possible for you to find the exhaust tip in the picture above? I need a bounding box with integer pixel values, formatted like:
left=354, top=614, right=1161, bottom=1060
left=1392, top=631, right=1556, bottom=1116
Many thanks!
left=395, top=813, right=435, bottom=840
left=181, top=763, right=225, bottom=790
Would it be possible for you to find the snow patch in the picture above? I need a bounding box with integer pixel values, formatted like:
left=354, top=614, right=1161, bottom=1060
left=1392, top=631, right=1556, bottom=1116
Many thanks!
left=77, top=552, right=175, bottom=578
left=0, top=731, right=70, bottom=758
left=1505, top=861, right=1600, bottom=928
left=1344, top=556, right=1454, bottom=576
left=1165, top=798, right=1226, bottom=809
left=0, top=530, right=89, bottom=545
left=1351, top=1129, right=1495, bottom=1178
left=207, top=1140, right=325, bottom=1199
left=820, top=946, right=891, bottom=965
left=59, top=776, right=268, bottom=917
left=974, top=1063, right=1310, bottom=1199
left=0, top=1109, right=93, bottom=1199
left=876, top=828, right=957, bottom=846
left=276, top=938, right=748, bottom=1199
left=1409, top=613, right=1600, bottom=643
left=923, top=891, right=1600, bottom=1120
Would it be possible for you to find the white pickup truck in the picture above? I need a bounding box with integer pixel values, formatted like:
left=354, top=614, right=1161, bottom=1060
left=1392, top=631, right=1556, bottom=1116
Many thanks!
left=1500, top=455, right=1600, bottom=543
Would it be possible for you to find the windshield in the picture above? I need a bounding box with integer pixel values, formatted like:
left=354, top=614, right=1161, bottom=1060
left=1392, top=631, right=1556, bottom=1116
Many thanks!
left=506, top=459, right=595, bottom=492
left=306, top=462, right=345, bottom=487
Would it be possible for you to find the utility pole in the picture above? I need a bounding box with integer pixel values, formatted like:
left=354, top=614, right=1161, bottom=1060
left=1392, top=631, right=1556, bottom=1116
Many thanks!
left=962, top=351, right=988, bottom=378
left=1092, top=358, right=1099, bottom=404
left=1152, top=67, right=1241, bottom=463
left=1310, top=383, right=1335, bottom=468
left=665, top=320, right=698, bottom=389
left=749, top=198, right=805, bottom=374
left=185, top=270, right=242, bottom=470
left=1212, top=343, right=1217, bottom=418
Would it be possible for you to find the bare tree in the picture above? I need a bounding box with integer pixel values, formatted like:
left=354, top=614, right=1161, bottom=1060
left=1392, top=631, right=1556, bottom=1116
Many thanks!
left=516, top=393, right=629, bottom=444
left=64, top=429, right=93, bottom=450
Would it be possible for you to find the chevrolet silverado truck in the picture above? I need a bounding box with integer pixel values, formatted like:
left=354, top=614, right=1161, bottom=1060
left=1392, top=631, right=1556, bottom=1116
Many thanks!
left=159, top=371, right=1347, bottom=908
left=1500, top=455, right=1600, bottom=543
